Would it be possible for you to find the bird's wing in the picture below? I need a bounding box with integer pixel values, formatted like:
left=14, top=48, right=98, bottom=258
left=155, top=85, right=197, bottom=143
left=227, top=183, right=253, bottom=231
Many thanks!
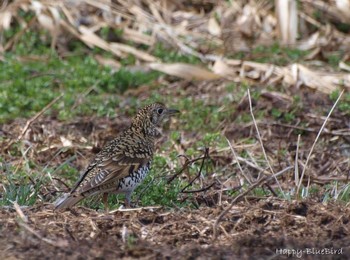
left=97, top=153, right=149, bottom=184
left=71, top=152, right=150, bottom=195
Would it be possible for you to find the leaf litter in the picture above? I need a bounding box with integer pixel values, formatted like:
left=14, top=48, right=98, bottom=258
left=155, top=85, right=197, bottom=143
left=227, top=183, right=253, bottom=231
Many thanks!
left=0, top=200, right=349, bottom=259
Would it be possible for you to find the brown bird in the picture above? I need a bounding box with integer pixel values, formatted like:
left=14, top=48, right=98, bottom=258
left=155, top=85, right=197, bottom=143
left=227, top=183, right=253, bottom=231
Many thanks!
left=54, top=102, right=179, bottom=210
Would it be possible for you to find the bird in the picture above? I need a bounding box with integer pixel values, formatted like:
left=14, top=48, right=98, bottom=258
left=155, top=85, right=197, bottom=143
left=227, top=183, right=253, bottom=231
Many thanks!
left=54, top=102, right=179, bottom=210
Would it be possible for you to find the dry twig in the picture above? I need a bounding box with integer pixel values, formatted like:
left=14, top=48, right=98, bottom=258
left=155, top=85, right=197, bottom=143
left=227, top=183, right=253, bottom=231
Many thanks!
left=226, top=137, right=252, bottom=184
left=3, top=94, right=64, bottom=151
left=213, top=176, right=268, bottom=239
left=18, top=221, right=69, bottom=248
left=12, top=201, right=28, bottom=223
left=296, top=90, right=344, bottom=197
left=213, top=165, right=293, bottom=239
left=181, top=148, right=210, bottom=193
left=247, top=89, right=285, bottom=197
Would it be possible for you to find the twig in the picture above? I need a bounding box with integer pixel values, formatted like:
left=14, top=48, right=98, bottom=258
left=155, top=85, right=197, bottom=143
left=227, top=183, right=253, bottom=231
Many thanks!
left=247, top=89, right=285, bottom=198
left=181, top=148, right=209, bottom=193
left=265, top=122, right=350, bottom=136
left=213, top=176, right=268, bottom=239
left=212, top=165, right=293, bottom=239
left=12, top=201, right=28, bottom=223
left=296, top=90, right=344, bottom=197
left=226, top=137, right=252, bottom=184
left=18, top=94, right=64, bottom=141
left=263, top=183, right=278, bottom=197
left=235, top=155, right=269, bottom=174
left=181, top=182, right=216, bottom=194
left=294, top=134, right=301, bottom=189
left=72, top=80, right=100, bottom=110
left=4, top=17, right=36, bottom=51
left=167, top=155, right=207, bottom=184
left=273, top=166, right=294, bottom=178
left=4, top=94, right=64, bottom=151
left=18, top=221, right=68, bottom=248
left=52, top=177, right=71, bottom=190
left=108, top=206, right=162, bottom=213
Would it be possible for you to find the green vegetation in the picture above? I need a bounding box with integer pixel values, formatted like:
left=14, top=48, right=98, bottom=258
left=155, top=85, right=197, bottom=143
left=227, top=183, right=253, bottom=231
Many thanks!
left=0, top=52, right=161, bottom=123
left=153, top=43, right=201, bottom=64
left=330, top=90, right=350, bottom=115
left=0, top=162, right=46, bottom=206
left=0, top=24, right=203, bottom=124
left=233, top=43, right=310, bottom=66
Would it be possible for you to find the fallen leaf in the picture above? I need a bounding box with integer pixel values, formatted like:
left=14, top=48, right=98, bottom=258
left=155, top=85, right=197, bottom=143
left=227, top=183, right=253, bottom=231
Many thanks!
left=149, top=63, right=221, bottom=80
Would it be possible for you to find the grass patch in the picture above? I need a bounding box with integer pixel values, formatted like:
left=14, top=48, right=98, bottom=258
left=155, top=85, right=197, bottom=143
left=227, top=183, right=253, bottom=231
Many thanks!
left=0, top=52, right=160, bottom=123
left=152, top=43, right=201, bottom=64
left=0, top=163, right=45, bottom=206
left=232, top=43, right=310, bottom=66
left=330, top=91, right=350, bottom=115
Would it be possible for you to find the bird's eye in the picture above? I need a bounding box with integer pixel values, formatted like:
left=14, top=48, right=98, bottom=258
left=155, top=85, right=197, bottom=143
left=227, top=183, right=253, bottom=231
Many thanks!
left=157, top=108, right=164, bottom=114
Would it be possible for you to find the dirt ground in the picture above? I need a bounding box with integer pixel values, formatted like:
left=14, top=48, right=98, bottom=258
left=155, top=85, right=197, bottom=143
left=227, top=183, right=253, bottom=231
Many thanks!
left=0, top=199, right=349, bottom=259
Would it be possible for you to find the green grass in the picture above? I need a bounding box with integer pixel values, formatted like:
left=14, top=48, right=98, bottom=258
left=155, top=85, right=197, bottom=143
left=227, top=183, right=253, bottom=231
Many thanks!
left=232, top=43, right=310, bottom=66
left=0, top=52, right=161, bottom=123
left=0, top=22, right=207, bottom=124
left=152, top=43, right=201, bottom=64
left=0, top=162, right=46, bottom=206
left=330, top=90, right=350, bottom=115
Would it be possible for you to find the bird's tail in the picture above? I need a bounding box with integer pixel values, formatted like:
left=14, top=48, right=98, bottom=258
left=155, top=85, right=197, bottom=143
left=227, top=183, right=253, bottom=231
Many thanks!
left=54, top=193, right=83, bottom=210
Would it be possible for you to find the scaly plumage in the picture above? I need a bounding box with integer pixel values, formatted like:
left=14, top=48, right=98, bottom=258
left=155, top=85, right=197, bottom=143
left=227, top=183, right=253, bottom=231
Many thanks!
left=54, top=103, right=179, bottom=210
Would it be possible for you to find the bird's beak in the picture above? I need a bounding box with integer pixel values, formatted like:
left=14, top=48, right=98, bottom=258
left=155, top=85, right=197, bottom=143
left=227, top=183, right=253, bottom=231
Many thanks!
left=167, top=108, right=180, bottom=116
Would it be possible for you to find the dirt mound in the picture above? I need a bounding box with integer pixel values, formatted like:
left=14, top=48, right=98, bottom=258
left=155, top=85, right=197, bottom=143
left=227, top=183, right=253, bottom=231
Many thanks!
left=1, top=199, right=349, bottom=259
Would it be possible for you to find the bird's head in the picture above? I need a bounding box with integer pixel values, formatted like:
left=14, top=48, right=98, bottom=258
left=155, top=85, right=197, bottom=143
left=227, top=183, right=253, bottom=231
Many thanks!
left=132, top=102, right=180, bottom=137
left=148, top=103, right=180, bottom=126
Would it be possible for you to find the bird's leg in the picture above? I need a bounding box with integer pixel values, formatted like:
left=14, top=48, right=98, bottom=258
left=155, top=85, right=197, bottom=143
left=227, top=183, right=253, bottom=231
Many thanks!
left=102, top=193, right=109, bottom=213
left=124, top=192, right=132, bottom=208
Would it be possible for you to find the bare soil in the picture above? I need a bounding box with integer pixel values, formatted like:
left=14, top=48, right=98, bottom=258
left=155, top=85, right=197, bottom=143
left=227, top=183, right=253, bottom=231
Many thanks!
left=1, top=199, right=349, bottom=259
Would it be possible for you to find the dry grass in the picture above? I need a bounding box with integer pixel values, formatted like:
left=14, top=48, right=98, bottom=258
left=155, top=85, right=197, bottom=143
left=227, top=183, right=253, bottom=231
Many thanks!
left=1, top=0, right=350, bottom=93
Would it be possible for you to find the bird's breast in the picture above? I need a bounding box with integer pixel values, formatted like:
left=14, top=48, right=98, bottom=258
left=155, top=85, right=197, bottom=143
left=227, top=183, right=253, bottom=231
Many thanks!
left=117, top=161, right=152, bottom=192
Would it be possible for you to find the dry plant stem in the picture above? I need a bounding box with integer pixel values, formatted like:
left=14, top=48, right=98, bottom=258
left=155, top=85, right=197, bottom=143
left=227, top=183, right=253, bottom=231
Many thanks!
left=4, top=93, right=64, bottom=151
left=267, top=122, right=350, bottom=136
left=168, top=152, right=208, bottom=184
left=181, top=182, right=216, bottom=194
left=181, top=148, right=209, bottom=192
left=4, top=16, right=36, bottom=51
left=271, top=166, right=294, bottom=179
left=72, top=80, right=101, bottom=110
left=12, top=201, right=28, bottom=223
left=263, top=183, right=278, bottom=197
left=247, top=89, right=285, bottom=197
left=225, top=137, right=252, bottom=184
left=108, top=206, right=162, bottom=214
left=306, top=175, right=311, bottom=197
left=296, top=90, right=344, bottom=197
left=294, top=134, right=301, bottom=189
left=236, top=155, right=268, bottom=174
left=213, top=176, right=268, bottom=240
left=18, top=93, right=63, bottom=139
left=17, top=221, right=67, bottom=248
left=212, top=165, right=292, bottom=239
